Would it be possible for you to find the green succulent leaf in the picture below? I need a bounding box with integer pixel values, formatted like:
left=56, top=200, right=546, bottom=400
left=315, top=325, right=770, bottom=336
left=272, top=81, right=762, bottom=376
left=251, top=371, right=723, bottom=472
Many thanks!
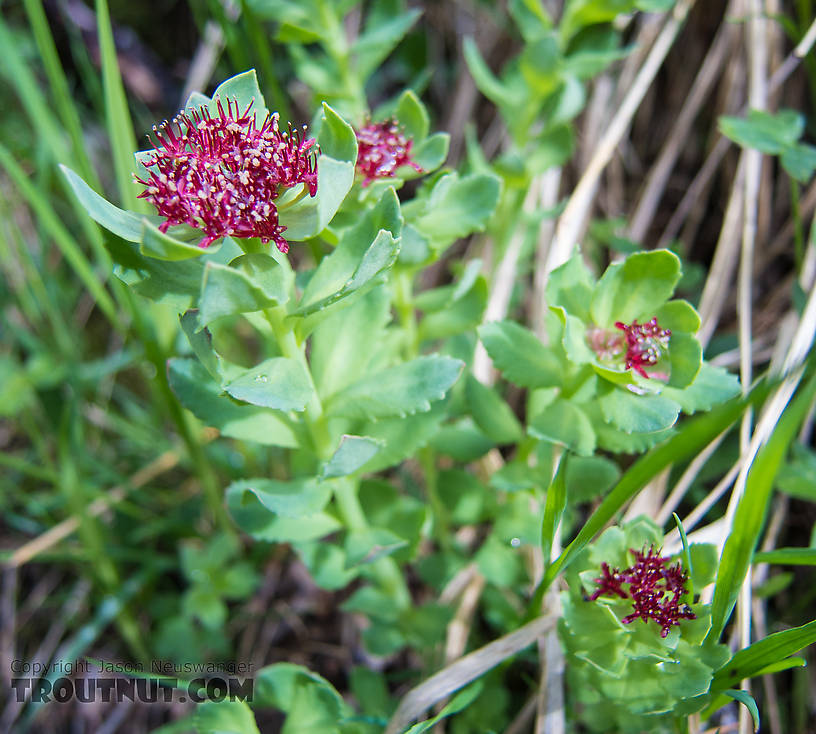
left=321, top=435, right=383, bottom=478
left=598, top=384, right=682, bottom=434
left=60, top=165, right=144, bottom=241
left=167, top=358, right=299, bottom=447
left=325, top=355, right=463, bottom=420
left=590, top=249, right=682, bottom=328
left=222, top=357, right=314, bottom=411
left=465, top=374, right=524, bottom=444
left=210, top=69, right=270, bottom=125
left=479, top=320, right=563, bottom=388
left=198, top=254, right=290, bottom=326
left=395, top=88, right=430, bottom=141
left=226, top=477, right=330, bottom=518
left=194, top=700, right=260, bottom=734
left=529, top=398, right=596, bottom=456
left=546, top=251, right=595, bottom=322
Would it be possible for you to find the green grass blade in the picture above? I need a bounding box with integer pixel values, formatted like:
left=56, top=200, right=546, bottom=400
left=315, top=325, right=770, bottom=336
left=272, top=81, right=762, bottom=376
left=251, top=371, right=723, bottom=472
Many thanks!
left=22, top=0, right=101, bottom=190
left=708, top=371, right=816, bottom=642
left=753, top=547, right=816, bottom=565
left=540, top=453, right=567, bottom=568
left=712, top=618, right=816, bottom=690
left=0, top=144, right=121, bottom=328
left=95, top=0, right=144, bottom=211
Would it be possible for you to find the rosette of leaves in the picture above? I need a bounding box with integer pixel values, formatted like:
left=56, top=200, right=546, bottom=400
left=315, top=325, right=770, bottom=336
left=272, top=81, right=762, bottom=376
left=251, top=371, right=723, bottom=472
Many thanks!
left=559, top=517, right=729, bottom=733
left=479, top=249, right=741, bottom=455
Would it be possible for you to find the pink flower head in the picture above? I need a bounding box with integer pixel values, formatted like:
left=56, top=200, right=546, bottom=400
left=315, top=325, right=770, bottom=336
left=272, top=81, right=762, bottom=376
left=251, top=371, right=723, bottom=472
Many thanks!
left=355, top=119, right=422, bottom=186
left=135, top=98, right=318, bottom=253
left=614, top=318, right=671, bottom=379
left=590, top=546, right=696, bottom=638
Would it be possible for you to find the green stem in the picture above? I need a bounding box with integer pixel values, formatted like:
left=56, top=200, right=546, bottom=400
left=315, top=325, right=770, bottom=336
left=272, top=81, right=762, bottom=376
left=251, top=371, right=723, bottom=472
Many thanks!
left=263, top=306, right=411, bottom=607
left=394, top=268, right=419, bottom=359
left=264, top=306, right=332, bottom=458
left=317, top=0, right=366, bottom=119
left=420, top=446, right=451, bottom=551
left=334, top=478, right=411, bottom=608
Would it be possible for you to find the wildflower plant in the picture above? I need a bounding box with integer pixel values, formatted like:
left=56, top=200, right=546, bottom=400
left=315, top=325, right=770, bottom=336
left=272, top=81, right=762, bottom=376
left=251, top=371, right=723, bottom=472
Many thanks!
left=560, top=517, right=729, bottom=732
left=34, top=0, right=815, bottom=728
left=479, top=249, right=740, bottom=458
left=62, top=69, right=499, bottom=656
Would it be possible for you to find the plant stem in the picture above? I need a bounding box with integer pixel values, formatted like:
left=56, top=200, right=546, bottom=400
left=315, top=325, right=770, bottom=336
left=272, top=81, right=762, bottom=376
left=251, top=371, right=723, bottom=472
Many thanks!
left=264, top=305, right=332, bottom=458
left=334, top=478, right=412, bottom=608
left=420, top=446, right=452, bottom=551
left=394, top=268, right=420, bottom=360
left=263, top=305, right=412, bottom=607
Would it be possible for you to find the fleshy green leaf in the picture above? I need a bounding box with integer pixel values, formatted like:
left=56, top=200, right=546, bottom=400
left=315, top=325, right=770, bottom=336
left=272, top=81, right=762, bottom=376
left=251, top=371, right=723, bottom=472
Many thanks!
left=253, top=663, right=350, bottom=734
left=662, top=362, right=741, bottom=413
left=296, top=187, right=401, bottom=320
left=140, top=218, right=214, bottom=261
left=666, top=332, right=702, bottom=389
left=228, top=488, right=339, bottom=542
left=322, top=435, right=383, bottom=478
left=529, top=398, right=596, bottom=456
left=546, top=251, right=595, bottom=322
left=362, top=406, right=446, bottom=472
left=345, top=527, right=408, bottom=567
left=598, top=385, right=681, bottom=434
left=316, top=101, right=357, bottom=162
left=463, top=37, right=523, bottom=108
left=590, top=250, right=682, bottom=327
left=222, top=357, right=314, bottom=411
left=226, top=477, right=330, bottom=517
left=395, top=89, right=430, bottom=141
left=310, top=285, right=392, bottom=399
left=354, top=8, right=422, bottom=82
left=294, top=230, right=399, bottom=319
left=198, top=254, right=290, bottom=326
left=326, top=356, right=463, bottom=420
left=781, top=143, right=816, bottom=182
left=465, top=374, right=523, bottom=444
left=194, top=700, right=260, bottom=734
left=412, top=172, right=501, bottom=248
left=211, top=69, right=270, bottom=126
left=410, top=133, right=450, bottom=172
left=719, top=109, right=804, bottom=154
left=654, top=299, right=701, bottom=333
left=167, top=358, right=299, bottom=447
left=479, top=320, right=563, bottom=388
left=278, top=104, right=357, bottom=241
left=60, top=164, right=144, bottom=241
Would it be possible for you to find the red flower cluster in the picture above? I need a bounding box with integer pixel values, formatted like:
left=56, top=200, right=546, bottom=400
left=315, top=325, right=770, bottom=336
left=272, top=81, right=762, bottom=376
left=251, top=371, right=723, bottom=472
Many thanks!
left=355, top=120, right=422, bottom=185
left=614, top=318, right=671, bottom=378
left=590, top=547, right=696, bottom=638
left=135, top=99, right=318, bottom=253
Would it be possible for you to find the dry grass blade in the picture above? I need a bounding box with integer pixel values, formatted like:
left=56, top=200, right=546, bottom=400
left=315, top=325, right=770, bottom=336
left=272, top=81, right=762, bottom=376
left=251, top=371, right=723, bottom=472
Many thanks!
left=7, top=449, right=180, bottom=569
left=628, top=0, right=740, bottom=243
left=547, top=0, right=696, bottom=272
left=384, top=614, right=557, bottom=734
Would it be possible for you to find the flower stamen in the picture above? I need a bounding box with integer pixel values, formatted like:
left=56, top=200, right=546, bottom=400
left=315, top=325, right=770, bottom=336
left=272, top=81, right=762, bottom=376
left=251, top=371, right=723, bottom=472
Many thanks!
left=134, top=98, right=318, bottom=253
left=355, top=119, right=422, bottom=186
